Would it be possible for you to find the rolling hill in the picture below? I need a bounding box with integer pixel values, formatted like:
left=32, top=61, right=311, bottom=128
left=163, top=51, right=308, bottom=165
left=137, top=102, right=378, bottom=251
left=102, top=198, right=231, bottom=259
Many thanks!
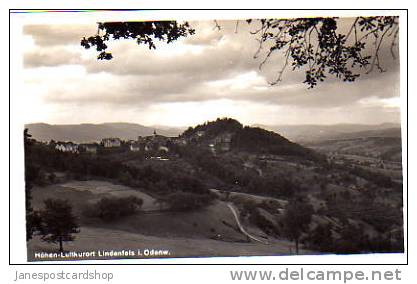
left=305, top=128, right=402, bottom=162
left=253, top=123, right=400, bottom=143
left=181, top=118, right=323, bottom=161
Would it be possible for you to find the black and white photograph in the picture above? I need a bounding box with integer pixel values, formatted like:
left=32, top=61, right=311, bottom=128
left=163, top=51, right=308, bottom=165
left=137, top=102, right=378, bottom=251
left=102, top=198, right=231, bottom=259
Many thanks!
left=14, top=12, right=405, bottom=262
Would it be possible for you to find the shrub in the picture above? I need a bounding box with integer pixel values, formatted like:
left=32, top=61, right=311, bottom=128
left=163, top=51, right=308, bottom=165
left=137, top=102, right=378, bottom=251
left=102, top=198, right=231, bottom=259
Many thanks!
left=248, top=208, right=278, bottom=236
left=304, top=224, right=334, bottom=252
left=85, top=195, right=143, bottom=221
left=161, top=192, right=215, bottom=211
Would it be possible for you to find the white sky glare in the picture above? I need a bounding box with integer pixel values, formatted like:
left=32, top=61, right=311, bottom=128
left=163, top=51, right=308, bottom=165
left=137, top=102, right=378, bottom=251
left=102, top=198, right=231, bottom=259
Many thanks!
left=19, top=17, right=401, bottom=127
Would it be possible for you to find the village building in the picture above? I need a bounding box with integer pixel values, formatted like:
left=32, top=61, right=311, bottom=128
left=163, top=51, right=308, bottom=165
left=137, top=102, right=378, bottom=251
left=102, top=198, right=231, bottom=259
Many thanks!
left=151, top=130, right=169, bottom=143
left=55, top=142, right=79, bottom=153
left=171, top=137, right=187, bottom=146
left=158, top=145, right=169, bottom=153
left=102, top=138, right=121, bottom=148
left=129, top=143, right=141, bottom=152
left=196, top=130, right=205, bottom=137
left=208, top=143, right=216, bottom=154
left=137, top=130, right=171, bottom=153
left=213, top=132, right=232, bottom=152
left=186, top=130, right=206, bottom=143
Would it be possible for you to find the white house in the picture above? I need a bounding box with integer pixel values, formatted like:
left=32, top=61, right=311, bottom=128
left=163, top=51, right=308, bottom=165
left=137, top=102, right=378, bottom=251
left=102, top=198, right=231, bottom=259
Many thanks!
left=55, top=142, right=79, bottom=153
left=102, top=138, right=121, bottom=148
left=130, top=143, right=141, bottom=152
left=158, top=145, right=169, bottom=153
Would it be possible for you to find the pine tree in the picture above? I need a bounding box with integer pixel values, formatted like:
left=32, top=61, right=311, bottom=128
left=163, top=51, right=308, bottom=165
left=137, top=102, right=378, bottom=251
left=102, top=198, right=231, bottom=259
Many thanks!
left=39, top=199, right=80, bottom=252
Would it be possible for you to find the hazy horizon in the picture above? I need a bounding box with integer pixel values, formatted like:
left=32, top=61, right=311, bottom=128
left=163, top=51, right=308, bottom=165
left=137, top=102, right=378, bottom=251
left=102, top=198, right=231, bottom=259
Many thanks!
left=25, top=119, right=401, bottom=128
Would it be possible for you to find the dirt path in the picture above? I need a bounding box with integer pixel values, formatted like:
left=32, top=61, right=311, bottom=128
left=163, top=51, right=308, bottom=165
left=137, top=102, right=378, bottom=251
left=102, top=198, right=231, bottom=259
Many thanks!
left=226, top=203, right=269, bottom=244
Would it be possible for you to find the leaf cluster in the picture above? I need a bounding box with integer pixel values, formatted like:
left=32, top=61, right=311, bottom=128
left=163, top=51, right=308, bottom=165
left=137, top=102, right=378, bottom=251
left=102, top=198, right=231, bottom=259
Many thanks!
left=81, top=21, right=195, bottom=60
left=248, top=17, right=398, bottom=88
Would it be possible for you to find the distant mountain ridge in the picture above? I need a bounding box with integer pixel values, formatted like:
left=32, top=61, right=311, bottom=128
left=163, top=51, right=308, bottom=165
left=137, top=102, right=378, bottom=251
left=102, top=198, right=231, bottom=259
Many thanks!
left=253, top=123, right=401, bottom=142
left=25, top=122, right=185, bottom=143
left=26, top=121, right=401, bottom=144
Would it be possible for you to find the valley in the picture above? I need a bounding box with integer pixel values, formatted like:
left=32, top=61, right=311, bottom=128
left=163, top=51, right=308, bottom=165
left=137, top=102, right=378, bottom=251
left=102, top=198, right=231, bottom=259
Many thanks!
left=24, top=118, right=404, bottom=261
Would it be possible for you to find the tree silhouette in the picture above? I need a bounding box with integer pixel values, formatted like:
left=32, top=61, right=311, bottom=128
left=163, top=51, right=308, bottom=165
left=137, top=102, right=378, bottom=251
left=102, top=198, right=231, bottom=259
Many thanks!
left=38, top=198, right=80, bottom=252
left=304, top=223, right=334, bottom=252
left=282, top=198, right=313, bottom=254
left=24, top=129, right=41, bottom=241
left=247, top=17, right=399, bottom=88
left=80, top=21, right=195, bottom=60
left=81, top=17, right=399, bottom=88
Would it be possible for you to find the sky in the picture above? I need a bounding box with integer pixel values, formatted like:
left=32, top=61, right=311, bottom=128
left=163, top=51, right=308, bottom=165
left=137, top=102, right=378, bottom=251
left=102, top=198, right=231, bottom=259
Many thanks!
left=21, top=18, right=401, bottom=127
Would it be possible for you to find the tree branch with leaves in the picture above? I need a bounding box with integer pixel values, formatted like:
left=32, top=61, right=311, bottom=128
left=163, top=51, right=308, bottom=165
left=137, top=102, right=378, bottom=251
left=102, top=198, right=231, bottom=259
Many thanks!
left=246, top=16, right=399, bottom=88
left=81, top=21, right=195, bottom=60
left=81, top=16, right=399, bottom=89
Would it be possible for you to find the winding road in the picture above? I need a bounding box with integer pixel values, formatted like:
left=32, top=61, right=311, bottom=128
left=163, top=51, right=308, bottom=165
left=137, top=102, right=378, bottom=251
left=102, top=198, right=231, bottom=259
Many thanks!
left=226, top=203, right=269, bottom=245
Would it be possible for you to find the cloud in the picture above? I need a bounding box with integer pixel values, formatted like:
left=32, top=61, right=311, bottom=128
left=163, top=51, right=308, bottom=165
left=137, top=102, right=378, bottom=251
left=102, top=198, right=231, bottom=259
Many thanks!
left=24, top=47, right=83, bottom=68
left=21, top=19, right=402, bottom=126
left=83, top=30, right=262, bottom=78
left=23, top=25, right=96, bottom=46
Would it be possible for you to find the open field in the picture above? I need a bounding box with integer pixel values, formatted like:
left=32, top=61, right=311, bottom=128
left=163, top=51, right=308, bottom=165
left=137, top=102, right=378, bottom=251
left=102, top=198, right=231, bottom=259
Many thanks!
left=27, top=226, right=312, bottom=261
left=28, top=179, right=313, bottom=261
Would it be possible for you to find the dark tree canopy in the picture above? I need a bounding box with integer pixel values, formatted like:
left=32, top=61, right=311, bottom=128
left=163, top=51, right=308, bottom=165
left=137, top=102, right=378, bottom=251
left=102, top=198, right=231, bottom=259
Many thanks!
left=282, top=198, right=314, bottom=254
left=39, top=198, right=80, bottom=252
left=24, top=129, right=41, bottom=241
left=81, top=17, right=398, bottom=88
